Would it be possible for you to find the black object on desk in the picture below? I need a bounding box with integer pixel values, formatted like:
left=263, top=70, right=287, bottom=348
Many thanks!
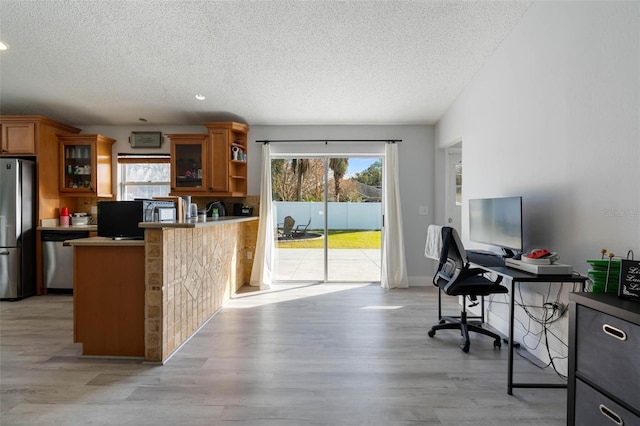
left=467, top=250, right=506, bottom=267
left=474, top=263, right=588, bottom=395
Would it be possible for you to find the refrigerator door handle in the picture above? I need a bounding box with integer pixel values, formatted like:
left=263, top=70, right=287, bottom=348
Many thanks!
left=0, top=251, right=10, bottom=255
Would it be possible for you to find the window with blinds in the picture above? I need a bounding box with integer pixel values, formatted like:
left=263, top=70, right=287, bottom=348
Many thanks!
left=118, top=154, right=171, bottom=200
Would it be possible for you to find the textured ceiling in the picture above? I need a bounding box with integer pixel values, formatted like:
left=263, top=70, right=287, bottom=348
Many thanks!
left=0, top=1, right=532, bottom=127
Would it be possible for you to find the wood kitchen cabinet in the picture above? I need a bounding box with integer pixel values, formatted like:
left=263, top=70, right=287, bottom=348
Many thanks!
left=1, top=115, right=81, bottom=156
left=1, top=121, right=36, bottom=154
left=168, top=122, right=249, bottom=197
left=204, top=121, right=248, bottom=196
left=1, top=116, right=81, bottom=221
left=167, top=133, right=208, bottom=194
left=58, top=134, right=115, bottom=198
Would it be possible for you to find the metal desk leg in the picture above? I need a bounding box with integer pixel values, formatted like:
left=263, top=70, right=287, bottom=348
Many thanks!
left=508, top=279, right=515, bottom=395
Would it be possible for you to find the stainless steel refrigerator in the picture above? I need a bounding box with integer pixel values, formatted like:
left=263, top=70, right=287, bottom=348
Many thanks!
left=0, top=158, right=36, bottom=300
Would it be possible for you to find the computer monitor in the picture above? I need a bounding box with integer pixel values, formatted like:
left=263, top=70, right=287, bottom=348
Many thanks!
left=97, top=201, right=145, bottom=240
left=469, top=196, right=523, bottom=257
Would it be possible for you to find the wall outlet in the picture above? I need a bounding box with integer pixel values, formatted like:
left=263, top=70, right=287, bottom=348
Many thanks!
left=419, top=205, right=428, bottom=216
left=91, top=205, right=98, bottom=214
left=247, top=251, right=252, bottom=260
left=535, top=292, right=545, bottom=307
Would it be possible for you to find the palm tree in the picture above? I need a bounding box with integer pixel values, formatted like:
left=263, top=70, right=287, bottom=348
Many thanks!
left=329, top=158, right=349, bottom=202
left=291, top=159, right=309, bottom=201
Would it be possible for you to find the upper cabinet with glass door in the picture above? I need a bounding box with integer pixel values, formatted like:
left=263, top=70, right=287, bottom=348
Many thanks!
left=167, top=134, right=208, bottom=194
left=58, top=134, right=115, bottom=197
left=168, top=123, right=248, bottom=197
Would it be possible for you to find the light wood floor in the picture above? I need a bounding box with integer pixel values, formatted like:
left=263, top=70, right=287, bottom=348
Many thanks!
left=1, top=284, right=566, bottom=425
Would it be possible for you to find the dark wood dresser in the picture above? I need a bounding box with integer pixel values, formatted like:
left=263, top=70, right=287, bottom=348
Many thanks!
left=568, top=292, right=640, bottom=425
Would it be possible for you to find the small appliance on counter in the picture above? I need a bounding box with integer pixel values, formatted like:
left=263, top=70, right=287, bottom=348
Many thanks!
left=233, top=203, right=253, bottom=216
left=207, top=201, right=226, bottom=217
left=70, top=212, right=91, bottom=226
left=98, top=200, right=176, bottom=240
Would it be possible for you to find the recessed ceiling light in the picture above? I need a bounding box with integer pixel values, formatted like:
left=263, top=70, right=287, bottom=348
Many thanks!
left=195, top=94, right=206, bottom=101
left=0, top=40, right=9, bottom=51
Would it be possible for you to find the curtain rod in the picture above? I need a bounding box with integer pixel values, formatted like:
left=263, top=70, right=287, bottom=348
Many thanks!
left=255, top=139, right=401, bottom=144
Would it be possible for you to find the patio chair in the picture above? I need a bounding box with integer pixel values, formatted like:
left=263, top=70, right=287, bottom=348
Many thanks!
left=293, top=218, right=311, bottom=237
left=277, top=216, right=295, bottom=239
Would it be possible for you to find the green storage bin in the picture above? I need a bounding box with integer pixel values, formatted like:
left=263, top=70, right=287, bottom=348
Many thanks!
left=587, top=259, right=621, bottom=294
left=586, top=259, right=621, bottom=270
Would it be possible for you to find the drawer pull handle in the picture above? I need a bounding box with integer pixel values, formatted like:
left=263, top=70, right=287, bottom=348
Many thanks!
left=599, top=404, right=624, bottom=425
left=602, top=324, right=627, bottom=341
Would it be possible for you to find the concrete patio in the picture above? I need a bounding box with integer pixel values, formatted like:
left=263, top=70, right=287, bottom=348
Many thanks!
left=274, top=248, right=381, bottom=282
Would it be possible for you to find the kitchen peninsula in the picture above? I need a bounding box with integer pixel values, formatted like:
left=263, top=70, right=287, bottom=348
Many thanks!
left=68, top=216, right=258, bottom=363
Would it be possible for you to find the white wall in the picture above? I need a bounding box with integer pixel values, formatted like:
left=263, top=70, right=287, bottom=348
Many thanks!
left=435, top=1, right=639, bottom=373
left=249, top=125, right=435, bottom=284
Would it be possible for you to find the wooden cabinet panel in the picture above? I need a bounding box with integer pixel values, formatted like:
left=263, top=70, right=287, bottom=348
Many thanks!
left=74, top=245, right=145, bottom=357
left=205, top=121, right=248, bottom=197
left=208, top=128, right=229, bottom=193
left=1, top=121, right=36, bottom=154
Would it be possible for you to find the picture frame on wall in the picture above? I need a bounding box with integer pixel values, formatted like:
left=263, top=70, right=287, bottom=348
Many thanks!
left=130, top=132, right=162, bottom=148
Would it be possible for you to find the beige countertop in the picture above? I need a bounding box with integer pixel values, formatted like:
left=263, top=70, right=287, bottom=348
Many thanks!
left=65, top=236, right=145, bottom=247
left=61, top=217, right=257, bottom=246
left=139, top=216, right=258, bottom=229
left=38, top=225, right=98, bottom=231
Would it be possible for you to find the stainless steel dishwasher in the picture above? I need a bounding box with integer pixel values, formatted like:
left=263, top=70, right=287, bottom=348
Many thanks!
left=42, top=230, right=89, bottom=290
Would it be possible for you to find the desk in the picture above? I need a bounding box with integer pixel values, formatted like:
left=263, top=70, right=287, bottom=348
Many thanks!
left=477, top=264, right=588, bottom=395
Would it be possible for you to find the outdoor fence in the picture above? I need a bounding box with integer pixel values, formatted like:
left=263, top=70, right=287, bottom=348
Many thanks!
left=273, top=201, right=382, bottom=231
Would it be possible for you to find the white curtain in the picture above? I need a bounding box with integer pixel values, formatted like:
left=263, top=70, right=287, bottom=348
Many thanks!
left=381, top=143, right=409, bottom=289
left=249, top=143, right=273, bottom=290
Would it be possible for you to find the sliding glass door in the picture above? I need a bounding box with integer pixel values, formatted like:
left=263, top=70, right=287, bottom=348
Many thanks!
left=272, top=156, right=382, bottom=283
left=272, top=157, right=325, bottom=281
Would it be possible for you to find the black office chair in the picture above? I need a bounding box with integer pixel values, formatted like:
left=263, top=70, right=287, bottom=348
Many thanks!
left=427, top=226, right=508, bottom=353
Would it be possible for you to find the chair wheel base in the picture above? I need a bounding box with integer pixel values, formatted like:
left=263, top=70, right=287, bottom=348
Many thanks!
left=427, top=329, right=435, bottom=338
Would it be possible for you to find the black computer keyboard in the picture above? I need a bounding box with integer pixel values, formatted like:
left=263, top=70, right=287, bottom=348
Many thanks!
left=467, top=250, right=505, bottom=267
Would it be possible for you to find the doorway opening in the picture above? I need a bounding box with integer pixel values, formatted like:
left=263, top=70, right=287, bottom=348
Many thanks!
left=271, top=156, right=383, bottom=283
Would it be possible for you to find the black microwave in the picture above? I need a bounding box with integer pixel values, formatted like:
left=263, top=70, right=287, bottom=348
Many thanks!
left=97, top=200, right=175, bottom=240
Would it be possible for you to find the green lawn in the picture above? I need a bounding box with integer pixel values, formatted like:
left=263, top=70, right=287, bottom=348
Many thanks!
left=277, top=230, right=381, bottom=249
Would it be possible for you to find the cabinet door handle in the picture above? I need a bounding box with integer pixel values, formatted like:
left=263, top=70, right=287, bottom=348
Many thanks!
left=598, top=404, right=623, bottom=425
left=602, top=324, right=627, bottom=341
